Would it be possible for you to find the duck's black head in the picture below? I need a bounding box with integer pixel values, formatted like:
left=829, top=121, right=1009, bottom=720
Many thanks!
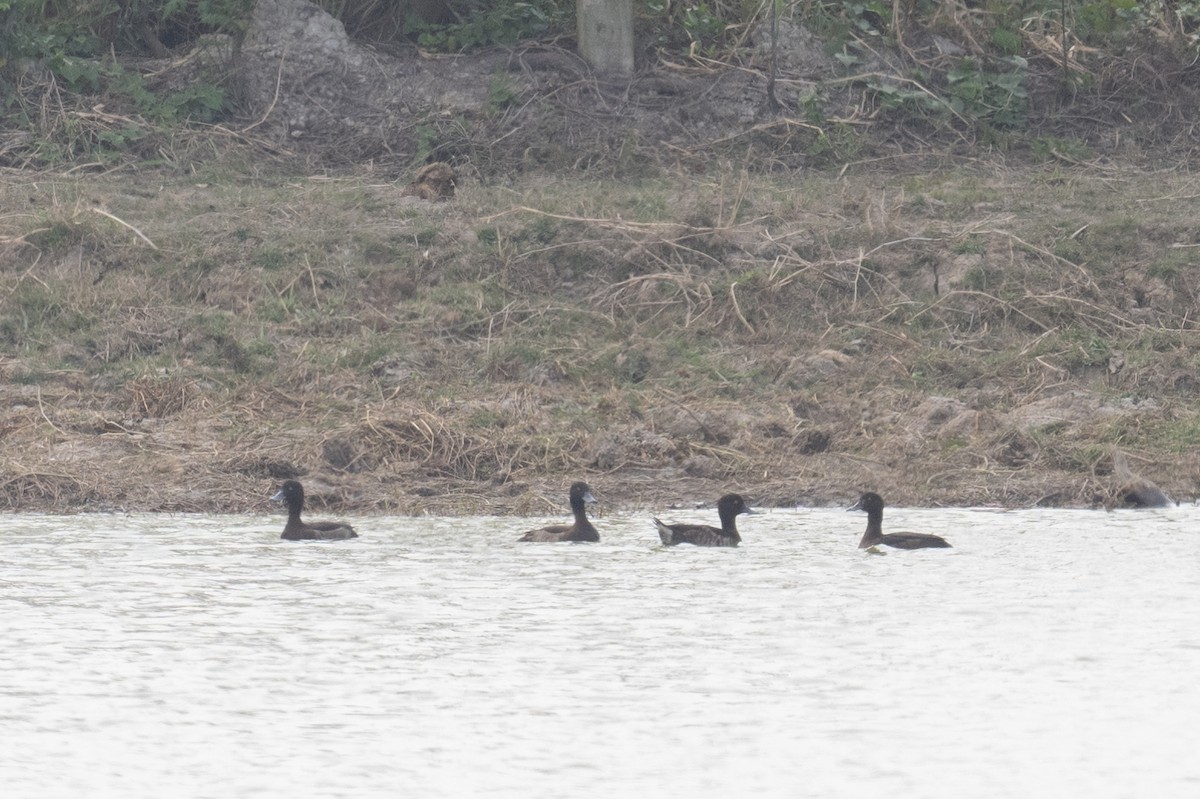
left=717, top=493, right=752, bottom=518
left=569, top=481, right=597, bottom=505
left=272, top=480, right=305, bottom=511
left=848, top=491, right=884, bottom=515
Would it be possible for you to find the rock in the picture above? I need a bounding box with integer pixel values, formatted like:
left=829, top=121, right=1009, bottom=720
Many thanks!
left=938, top=409, right=997, bottom=439
left=750, top=17, right=838, bottom=77
left=909, top=396, right=967, bottom=434
left=590, top=428, right=677, bottom=470
left=682, top=455, right=723, bottom=478
left=236, top=0, right=495, bottom=153
left=989, top=429, right=1039, bottom=468
left=793, top=428, right=830, bottom=454
left=1006, top=390, right=1109, bottom=431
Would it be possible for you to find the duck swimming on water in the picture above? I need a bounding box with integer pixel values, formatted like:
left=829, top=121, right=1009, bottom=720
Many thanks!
left=654, top=493, right=753, bottom=547
left=518, top=481, right=600, bottom=542
left=848, top=492, right=951, bottom=550
left=272, top=480, right=358, bottom=541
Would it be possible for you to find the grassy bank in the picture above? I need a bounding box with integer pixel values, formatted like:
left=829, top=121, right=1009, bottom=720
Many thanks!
left=2, top=152, right=1199, bottom=514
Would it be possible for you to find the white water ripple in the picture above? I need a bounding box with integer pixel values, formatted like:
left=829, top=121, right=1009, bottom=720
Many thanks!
left=0, top=505, right=1197, bottom=798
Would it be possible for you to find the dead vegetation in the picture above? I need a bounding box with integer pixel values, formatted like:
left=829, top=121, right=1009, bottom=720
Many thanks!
left=4, top=2, right=1200, bottom=513
left=2, top=148, right=1200, bottom=515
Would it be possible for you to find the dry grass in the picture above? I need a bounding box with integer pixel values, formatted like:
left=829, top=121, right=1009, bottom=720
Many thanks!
left=6, top=1, right=1200, bottom=514
left=3, top=153, right=1200, bottom=513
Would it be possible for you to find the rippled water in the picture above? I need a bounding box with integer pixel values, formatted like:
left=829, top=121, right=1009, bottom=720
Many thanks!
left=1, top=504, right=1197, bottom=798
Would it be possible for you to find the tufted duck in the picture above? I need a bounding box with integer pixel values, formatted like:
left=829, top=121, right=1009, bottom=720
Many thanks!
left=518, top=482, right=600, bottom=542
left=848, top=492, right=950, bottom=550
left=272, top=480, right=358, bottom=541
left=654, top=493, right=753, bottom=547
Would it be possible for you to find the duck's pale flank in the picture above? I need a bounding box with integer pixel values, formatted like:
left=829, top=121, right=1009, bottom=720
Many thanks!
left=518, top=481, right=599, bottom=542
left=847, top=492, right=951, bottom=550
left=272, top=480, right=358, bottom=541
left=654, top=493, right=753, bottom=547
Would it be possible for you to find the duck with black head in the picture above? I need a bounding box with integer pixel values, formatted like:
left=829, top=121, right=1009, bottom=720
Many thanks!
left=654, top=493, right=753, bottom=547
left=848, top=491, right=950, bottom=550
left=518, top=481, right=600, bottom=542
left=272, top=480, right=358, bottom=541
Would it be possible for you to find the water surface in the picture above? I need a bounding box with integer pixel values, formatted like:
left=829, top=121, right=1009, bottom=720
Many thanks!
left=1, top=505, right=1196, bottom=798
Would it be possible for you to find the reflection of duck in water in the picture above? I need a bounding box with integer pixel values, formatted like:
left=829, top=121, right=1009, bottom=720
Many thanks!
left=847, top=492, right=952, bottom=550
left=1111, top=448, right=1174, bottom=508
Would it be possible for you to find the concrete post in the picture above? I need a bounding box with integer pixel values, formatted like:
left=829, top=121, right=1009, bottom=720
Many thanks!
left=576, top=0, right=634, bottom=77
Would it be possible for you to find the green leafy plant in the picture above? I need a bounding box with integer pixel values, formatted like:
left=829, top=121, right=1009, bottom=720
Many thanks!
left=404, top=0, right=569, bottom=51
left=1, top=0, right=244, bottom=162
left=681, top=2, right=726, bottom=51
left=990, top=26, right=1022, bottom=55
left=486, top=71, right=521, bottom=115
left=868, top=56, right=1028, bottom=134
left=642, top=0, right=745, bottom=56
left=945, top=56, right=1029, bottom=130
left=1030, top=135, right=1093, bottom=162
